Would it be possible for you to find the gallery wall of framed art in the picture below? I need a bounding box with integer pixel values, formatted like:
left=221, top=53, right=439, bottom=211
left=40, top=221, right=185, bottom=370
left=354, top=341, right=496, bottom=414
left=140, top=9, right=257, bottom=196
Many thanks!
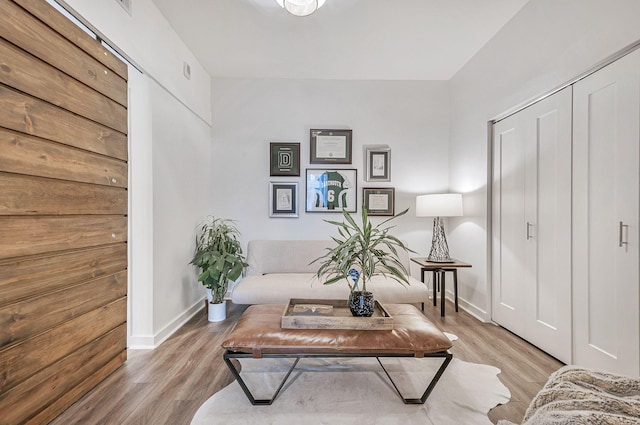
left=267, top=131, right=396, bottom=218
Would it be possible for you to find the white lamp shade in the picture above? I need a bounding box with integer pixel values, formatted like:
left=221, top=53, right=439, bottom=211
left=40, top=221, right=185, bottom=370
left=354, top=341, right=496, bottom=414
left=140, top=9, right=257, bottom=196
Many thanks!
left=416, top=194, right=463, bottom=217
left=276, top=0, right=326, bottom=16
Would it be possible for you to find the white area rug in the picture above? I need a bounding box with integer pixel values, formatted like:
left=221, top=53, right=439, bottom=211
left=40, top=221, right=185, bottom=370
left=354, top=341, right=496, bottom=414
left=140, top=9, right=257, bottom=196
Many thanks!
left=191, top=356, right=510, bottom=425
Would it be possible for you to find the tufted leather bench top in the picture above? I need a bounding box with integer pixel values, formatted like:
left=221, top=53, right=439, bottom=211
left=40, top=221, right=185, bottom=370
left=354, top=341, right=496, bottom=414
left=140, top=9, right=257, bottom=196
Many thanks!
left=222, top=304, right=453, bottom=358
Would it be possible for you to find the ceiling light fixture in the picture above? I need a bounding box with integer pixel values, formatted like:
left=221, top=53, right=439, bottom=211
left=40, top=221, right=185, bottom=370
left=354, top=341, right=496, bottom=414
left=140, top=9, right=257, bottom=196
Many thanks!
left=276, top=0, right=326, bottom=17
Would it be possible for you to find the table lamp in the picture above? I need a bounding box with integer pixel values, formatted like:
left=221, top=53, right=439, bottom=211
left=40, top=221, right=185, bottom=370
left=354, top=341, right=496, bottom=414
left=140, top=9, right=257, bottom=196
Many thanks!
left=416, top=193, right=463, bottom=263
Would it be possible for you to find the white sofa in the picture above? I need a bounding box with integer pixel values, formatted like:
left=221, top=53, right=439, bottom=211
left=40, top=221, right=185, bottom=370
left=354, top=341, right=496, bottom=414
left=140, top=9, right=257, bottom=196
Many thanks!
left=231, top=240, right=429, bottom=306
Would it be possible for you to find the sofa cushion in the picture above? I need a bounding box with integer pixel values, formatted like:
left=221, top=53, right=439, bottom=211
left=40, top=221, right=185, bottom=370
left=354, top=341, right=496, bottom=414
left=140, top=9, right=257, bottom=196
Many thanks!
left=233, top=239, right=424, bottom=306
left=231, top=272, right=428, bottom=305
left=245, top=240, right=331, bottom=275
left=244, top=239, right=412, bottom=276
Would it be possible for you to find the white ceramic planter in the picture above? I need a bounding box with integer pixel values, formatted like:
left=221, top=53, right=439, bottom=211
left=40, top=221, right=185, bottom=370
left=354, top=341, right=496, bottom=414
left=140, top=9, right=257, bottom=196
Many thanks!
left=206, top=288, right=213, bottom=303
left=208, top=301, right=226, bottom=322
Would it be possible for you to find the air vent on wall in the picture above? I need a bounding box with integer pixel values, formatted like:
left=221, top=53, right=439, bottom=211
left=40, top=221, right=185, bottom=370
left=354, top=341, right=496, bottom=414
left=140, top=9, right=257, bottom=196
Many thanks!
left=115, top=0, right=131, bottom=16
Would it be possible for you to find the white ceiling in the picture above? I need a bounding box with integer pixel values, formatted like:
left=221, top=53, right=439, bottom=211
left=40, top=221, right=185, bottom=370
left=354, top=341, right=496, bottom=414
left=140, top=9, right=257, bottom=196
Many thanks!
left=152, top=0, right=529, bottom=81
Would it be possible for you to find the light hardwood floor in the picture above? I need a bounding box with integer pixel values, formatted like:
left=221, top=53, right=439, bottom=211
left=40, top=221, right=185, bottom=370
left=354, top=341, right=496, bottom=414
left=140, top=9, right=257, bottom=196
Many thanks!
left=50, top=301, right=563, bottom=425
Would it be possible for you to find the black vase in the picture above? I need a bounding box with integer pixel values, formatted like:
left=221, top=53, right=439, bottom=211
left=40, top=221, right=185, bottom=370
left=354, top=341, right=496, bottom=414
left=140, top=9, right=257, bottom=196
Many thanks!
left=348, top=291, right=375, bottom=317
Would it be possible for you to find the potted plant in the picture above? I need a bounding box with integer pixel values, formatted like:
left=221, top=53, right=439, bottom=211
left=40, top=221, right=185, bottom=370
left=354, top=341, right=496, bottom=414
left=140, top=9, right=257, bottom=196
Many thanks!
left=190, top=217, right=247, bottom=322
left=313, top=207, right=412, bottom=317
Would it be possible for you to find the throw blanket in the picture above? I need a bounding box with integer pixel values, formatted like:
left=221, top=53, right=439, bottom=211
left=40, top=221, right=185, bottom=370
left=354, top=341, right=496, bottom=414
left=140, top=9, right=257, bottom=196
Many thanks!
left=498, top=366, right=640, bottom=425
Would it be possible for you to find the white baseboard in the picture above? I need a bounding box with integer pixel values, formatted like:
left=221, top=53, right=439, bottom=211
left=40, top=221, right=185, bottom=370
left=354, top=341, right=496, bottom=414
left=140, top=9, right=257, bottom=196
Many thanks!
left=128, top=297, right=204, bottom=349
left=456, top=296, right=490, bottom=322
left=435, top=290, right=490, bottom=323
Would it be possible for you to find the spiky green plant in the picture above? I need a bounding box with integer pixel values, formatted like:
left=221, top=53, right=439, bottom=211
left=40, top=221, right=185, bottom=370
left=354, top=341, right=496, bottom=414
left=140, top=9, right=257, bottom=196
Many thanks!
left=312, top=207, right=413, bottom=293
left=190, top=217, right=247, bottom=304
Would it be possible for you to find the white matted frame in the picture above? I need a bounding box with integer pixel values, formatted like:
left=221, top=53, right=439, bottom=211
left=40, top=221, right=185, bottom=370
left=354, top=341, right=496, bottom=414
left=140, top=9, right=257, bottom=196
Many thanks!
left=269, top=182, right=298, bottom=218
left=365, top=146, right=391, bottom=182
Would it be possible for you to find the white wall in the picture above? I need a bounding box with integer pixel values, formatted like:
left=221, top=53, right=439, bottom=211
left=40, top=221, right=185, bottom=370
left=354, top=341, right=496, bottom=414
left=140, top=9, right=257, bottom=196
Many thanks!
left=448, top=0, right=640, bottom=320
left=127, top=67, right=154, bottom=347
left=151, top=80, right=212, bottom=343
left=59, top=0, right=211, bottom=124
left=211, top=78, right=450, bottom=277
left=57, top=0, right=214, bottom=346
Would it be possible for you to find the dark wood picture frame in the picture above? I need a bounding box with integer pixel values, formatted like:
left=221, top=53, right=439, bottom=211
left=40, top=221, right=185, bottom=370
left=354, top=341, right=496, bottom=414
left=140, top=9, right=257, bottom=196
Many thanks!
left=270, top=142, right=300, bottom=176
left=310, top=129, right=353, bottom=164
left=305, top=168, right=357, bottom=213
left=363, top=187, right=395, bottom=216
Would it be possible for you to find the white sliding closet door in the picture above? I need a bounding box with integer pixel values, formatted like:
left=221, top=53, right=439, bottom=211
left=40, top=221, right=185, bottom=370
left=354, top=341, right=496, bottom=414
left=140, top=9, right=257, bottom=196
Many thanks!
left=573, top=49, right=640, bottom=376
left=492, top=88, right=572, bottom=363
left=492, top=112, right=527, bottom=337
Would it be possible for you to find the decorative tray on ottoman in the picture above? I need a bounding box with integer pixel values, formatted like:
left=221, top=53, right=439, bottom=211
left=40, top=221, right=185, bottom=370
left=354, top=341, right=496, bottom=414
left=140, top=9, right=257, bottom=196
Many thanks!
left=281, top=298, right=393, bottom=330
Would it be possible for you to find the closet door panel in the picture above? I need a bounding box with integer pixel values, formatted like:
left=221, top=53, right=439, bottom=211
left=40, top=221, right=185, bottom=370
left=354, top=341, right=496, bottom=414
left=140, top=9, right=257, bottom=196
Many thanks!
left=573, top=49, right=640, bottom=375
left=524, top=88, right=572, bottom=363
left=492, top=118, right=527, bottom=336
left=492, top=88, right=572, bottom=363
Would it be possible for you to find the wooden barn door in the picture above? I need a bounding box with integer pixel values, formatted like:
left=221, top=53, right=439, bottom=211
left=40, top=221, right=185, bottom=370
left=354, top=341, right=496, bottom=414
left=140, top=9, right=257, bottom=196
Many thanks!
left=0, top=1, right=128, bottom=423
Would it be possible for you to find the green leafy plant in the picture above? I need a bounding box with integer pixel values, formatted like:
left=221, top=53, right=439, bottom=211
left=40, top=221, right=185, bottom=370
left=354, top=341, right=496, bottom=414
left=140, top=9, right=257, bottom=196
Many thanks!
left=189, top=217, right=248, bottom=304
left=312, top=207, right=413, bottom=293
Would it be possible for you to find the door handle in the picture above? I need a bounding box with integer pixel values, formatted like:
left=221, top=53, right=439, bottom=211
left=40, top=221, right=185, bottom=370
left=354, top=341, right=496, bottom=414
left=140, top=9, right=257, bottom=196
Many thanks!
left=619, top=221, right=629, bottom=247
left=526, top=222, right=533, bottom=240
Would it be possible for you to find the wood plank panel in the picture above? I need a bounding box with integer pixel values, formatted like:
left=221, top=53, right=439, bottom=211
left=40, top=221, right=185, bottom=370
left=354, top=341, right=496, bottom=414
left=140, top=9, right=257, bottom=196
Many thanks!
left=0, top=173, right=127, bottom=215
left=0, top=297, right=126, bottom=393
left=0, top=129, right=127, bottom=187
left=0, top=325, right=125, bottom=425
left=27, top=351, right=127, bottom=425
left=0, top=39, right=127, bottom=133
left=0, top=271, right=127, bottom=347
left=0, top=0, right=127, bottom=106
left=0, top=1, right=129, bottom=421
left=13, top=0, right=128, bottom=80
left=0, top=216, right=127, bottom=260
left=0, top=244, right=127, bottom=307
left=0, top=85, right=127, bottom=160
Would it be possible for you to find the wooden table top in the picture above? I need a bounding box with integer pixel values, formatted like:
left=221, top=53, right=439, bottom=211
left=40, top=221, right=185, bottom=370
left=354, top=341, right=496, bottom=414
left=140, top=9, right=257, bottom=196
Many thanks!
left=410, top=258, right=472, bottom=269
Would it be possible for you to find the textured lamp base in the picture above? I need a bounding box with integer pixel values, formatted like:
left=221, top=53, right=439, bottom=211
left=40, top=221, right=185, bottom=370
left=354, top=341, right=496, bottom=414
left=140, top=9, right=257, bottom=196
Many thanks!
left=427, top=217, right=454, bottom=263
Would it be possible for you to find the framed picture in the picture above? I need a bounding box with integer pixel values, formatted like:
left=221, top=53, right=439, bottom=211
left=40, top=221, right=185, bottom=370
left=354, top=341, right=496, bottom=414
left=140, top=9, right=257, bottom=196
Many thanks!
left=363, top=187, right=395, bottom=216
left=269, top=182, right=298, bottom=217
left=310, top=129, right=353, bottom=164
left=365, top=146, right=391, bottom=182
left=270, top=142, right=300, bottom=176
left=305, top=168, right=357, bottom=213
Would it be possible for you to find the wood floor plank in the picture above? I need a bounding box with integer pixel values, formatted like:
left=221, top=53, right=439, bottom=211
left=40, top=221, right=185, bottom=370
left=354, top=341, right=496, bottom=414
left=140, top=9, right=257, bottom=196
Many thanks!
left=49, top=301, right=563, bottom=425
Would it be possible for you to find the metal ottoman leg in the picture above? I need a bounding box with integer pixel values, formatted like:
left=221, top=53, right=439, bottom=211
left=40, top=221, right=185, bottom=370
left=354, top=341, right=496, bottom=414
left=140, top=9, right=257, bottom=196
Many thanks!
left=376, top=351, right=453, bottom=404
left=223, top=351, right=300, bottom=405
